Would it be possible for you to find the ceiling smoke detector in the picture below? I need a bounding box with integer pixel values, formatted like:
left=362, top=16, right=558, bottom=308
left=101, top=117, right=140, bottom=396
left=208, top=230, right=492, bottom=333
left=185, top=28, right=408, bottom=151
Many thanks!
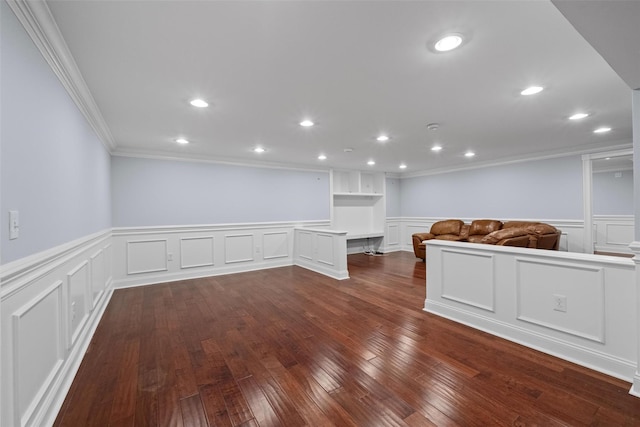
left=427, top=123, right=439, bottom=131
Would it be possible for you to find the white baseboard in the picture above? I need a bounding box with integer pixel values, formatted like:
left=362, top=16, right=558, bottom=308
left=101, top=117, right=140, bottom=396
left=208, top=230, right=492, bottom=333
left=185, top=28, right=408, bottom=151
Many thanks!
left=424, top=300, right=636, bottom=382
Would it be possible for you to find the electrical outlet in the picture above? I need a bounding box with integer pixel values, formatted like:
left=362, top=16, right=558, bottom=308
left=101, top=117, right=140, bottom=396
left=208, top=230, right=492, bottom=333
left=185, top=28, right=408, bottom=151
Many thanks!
left=71, top=301, right=76, bottom=321
left=553, top=294, right=567, bottom=312
left=256, top=247, right=261, bottom=253
left=167, top=253, right=173, bottom=261
left=9, top=210, right=19, bottom=240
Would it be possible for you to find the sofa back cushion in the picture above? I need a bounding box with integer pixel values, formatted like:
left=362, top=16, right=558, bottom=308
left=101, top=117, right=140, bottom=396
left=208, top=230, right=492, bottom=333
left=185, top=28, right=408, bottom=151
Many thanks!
left=469, top=219, right=502, bottom=236
left=430, top=219, right=464, bottom=236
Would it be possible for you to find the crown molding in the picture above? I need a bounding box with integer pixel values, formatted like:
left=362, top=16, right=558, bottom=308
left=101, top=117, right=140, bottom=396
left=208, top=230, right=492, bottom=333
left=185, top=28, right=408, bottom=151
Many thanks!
left=6, top=0, right=116, bottom=152
left=400, top=141, right=633, bottom=179
left=111, top=148, right=331, bottom=174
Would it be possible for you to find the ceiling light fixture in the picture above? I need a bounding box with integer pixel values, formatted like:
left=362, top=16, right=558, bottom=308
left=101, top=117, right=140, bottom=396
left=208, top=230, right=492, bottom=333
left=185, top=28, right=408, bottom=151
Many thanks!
left=593, top=127, right=611, bottom=134
left=434, top=34, right=463, bottom=52
left=376, top=135, right=390, bottom=142
left=254, top=147, right=265, bottom=153
left=318, top=154, right=327, bottom=160
left=520, top=86, right=544, bottom=96
left=175, top=138, right=189, bottom=144
left=300, top=119, right=314, bottom=127
left=367, top=160, right=376, bottom=166
left=190, top=99, right=208, bottom=108
left=399, top=164, right=407, bottom=169
left=569, top=113, right=589, bottom=120
left=431, top=145, right=442, bottom=152
left=465, top=151, right=475, bottom=158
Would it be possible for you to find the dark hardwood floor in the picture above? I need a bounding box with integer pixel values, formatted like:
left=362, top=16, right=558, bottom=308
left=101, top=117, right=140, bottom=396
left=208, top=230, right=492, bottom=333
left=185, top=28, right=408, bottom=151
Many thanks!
left=54, top=252, right=640, bottom=426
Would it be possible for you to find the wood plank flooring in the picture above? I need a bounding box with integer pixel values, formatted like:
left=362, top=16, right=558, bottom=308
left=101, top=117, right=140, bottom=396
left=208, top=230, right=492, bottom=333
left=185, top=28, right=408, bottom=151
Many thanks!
left=54, top=252, right=640, bottom=426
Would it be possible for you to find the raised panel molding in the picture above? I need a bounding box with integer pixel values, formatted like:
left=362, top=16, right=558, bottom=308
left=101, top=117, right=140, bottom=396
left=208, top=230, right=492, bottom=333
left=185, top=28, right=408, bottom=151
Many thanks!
left=316, top=234, right=335, bottom=266
left=90, top=249, right=105, bottom=308
left=516, top=258, right=605, bottom=343
left=180, top=236, right=214, bottom=269
left=297, top=231, right=313, bottom=260
left=263, top=232, right=289, bottom=260
left=386, top=224, right=400, bottom=246
left=11, top=281, right=64, bottom=427
left=66, top=262, right=90, bottom=347
left=126, top=239, right=168, bottom=274
left=441, top=248, right=495, bottom=312
left=225, top=234, right=254, bottom=264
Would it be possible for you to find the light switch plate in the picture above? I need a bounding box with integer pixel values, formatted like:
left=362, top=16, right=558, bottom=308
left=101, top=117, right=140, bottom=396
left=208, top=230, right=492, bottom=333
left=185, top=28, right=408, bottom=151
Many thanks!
left=9, top=210, right=19, bottom=240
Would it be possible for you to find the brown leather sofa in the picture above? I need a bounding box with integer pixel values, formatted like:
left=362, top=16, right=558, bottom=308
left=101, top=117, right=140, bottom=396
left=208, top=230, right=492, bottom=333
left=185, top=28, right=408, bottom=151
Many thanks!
left=412, top=219, right=561, bottom=260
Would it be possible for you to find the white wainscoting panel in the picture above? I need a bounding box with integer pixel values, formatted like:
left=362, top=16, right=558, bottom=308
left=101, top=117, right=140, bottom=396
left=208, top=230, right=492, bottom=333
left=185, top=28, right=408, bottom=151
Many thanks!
left=1, top=230, right=113, bottom=427
left=317, top=234, right=335, bottom=266
left=263, top=232, right=289, bottom=260
left=593, top=215, right=634, bottom=254
left=11, top=281, right=64, bottom=427
left=127, top=239, right=168, bottom=274
left=516, top=259, right=605, bottom=343
left=66, top=261, right=90, bottom=347
left=297, top=231, right=313, bottom=260
left=293, top=228, right=348, bottom=280
left=90, top=249, right=104, bottom=308
left=383, top=221, right=401, bottom=252
left=225, top=234, right=254, bottom=264
left=111, top=221, right=329, bottom=288
left=424, top=239, right=636, bottom=386
left=442, top=249, right=495, bottom=312
left=180, top=237, right=214, bottom=269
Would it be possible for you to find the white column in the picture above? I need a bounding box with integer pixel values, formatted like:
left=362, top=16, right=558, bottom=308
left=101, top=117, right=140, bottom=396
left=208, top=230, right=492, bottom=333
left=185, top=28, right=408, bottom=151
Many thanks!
left=630, top=89, right=640, bottom=397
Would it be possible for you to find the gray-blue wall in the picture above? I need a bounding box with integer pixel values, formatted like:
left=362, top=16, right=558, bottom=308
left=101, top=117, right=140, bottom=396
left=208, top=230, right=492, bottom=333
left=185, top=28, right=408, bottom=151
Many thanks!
left=1, top=2, right=112, bottom=264
left=111, top=156, right=330, bottom=227
left=385, top=177, right=401, bottom=217
left=400, top=156, right=583, bottom=219
left=593, top=170, right=633, bottom=215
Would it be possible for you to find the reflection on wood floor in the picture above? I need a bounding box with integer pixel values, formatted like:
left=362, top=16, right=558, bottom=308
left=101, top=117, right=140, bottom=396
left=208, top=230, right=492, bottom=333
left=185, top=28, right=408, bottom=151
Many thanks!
left=54, top=251, right=640, bottom=426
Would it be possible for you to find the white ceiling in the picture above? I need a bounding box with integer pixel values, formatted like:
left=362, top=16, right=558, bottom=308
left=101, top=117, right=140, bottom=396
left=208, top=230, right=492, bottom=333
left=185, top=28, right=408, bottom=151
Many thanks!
left=45, top=0, right=637, bottom=174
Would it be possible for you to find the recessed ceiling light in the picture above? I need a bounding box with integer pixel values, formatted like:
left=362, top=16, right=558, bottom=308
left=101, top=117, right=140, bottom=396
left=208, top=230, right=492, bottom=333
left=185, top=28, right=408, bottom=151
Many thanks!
left=300, top=119, right=314, bottom=127
left=431, top=145, right=443, bottom=152
left=190, top=99, right=208, bottom=108
left=520, top=86, right=544, bottom=96
left=465, top=151, right=475, bottom=158
left=399, top=164, right=407, bottom=169
left=594, top=127, right=611, bottom=134
left=254, top=147, right=265, bottom=153
left=376, top=135, right=390, bottom=142
left=605, top=157, right=611, bottom=160
left=569, top=113, right=589, bottom=120
left=344, top=148, right=353, bottom=153
left=434, top=34, right=463, bottom=52
left=426, top=123, right=440, bottom=131
left=318, top=154, right=327, bottom=160
left=367, top=160, right=376, bottom=166
left=175, top=138, right=189, bottom=144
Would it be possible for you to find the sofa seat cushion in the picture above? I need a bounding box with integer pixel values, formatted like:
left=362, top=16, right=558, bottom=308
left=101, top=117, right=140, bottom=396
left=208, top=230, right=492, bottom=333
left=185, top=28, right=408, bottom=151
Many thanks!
left=430, top=219, right=464, bottom=236
left=467, top=235, right=487, bottom=243
left=481, top=227, right=530, bottom=245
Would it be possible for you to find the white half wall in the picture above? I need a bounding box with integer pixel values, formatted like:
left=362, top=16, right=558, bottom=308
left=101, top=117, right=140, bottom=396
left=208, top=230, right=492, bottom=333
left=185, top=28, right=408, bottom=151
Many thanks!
left=424, top=239, right=636, bottom=385
left=293, top=228, right=349, bottom=280
left=593, top=215, right=634, bottom=254
left=1, top=231, right=113, bottom=427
